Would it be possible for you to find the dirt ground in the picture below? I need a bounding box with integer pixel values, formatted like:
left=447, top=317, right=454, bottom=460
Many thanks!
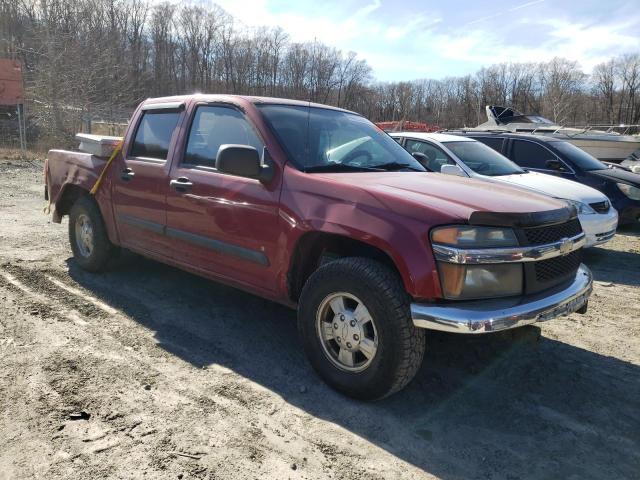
left=0, top=155, right=639, bottom=480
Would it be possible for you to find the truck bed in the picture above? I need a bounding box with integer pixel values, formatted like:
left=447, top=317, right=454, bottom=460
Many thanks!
left=45, top=150, right=108, bottom=222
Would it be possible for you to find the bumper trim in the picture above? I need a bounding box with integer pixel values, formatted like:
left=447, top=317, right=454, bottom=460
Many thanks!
left=595, top=229, right=616, bottom=241
left=411, top=264, right=593, bottom=334
left=432, top=232, right=585, bottom=264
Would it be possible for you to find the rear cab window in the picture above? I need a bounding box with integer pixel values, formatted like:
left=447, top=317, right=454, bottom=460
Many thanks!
left=130, top=110, right=181, bottom=161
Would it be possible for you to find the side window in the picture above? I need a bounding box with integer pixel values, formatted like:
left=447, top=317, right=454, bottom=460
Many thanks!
left=130, top=111, right=181, bottom=160
left=184, top=106, right=264, bottom=167
left=393, top=137, right=403, bottom=145
left=475, top=137, right=503, bottom=153
left=405, top=139, right=454, bottom=171
left=511, top=140, right=557, bottom=169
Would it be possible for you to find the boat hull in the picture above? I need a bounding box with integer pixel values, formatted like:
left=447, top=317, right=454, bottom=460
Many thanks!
left=554, top=135, right=640, bottom=163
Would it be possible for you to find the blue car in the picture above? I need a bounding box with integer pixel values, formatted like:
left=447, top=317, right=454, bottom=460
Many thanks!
left=450, top=132, right=640, bottom=226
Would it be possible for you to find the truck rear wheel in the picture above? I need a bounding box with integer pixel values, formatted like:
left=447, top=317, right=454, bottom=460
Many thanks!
left=298, top=257, right=426, bottom=400
left=69, top=195, right=118, bottom=272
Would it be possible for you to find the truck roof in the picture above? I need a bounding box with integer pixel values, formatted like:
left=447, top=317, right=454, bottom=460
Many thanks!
left=140, top=94, right=357, bottom=115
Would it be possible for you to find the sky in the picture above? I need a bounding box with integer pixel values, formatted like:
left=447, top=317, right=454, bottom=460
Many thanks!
left=205, top=0, right=640, bottom=81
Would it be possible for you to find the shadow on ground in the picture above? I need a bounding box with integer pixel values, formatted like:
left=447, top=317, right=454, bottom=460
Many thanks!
left=617, top=222, right=640, bottom=238
left=64, top=253, right=640, bottom=479
left=583, top=232, right=640, bottom=287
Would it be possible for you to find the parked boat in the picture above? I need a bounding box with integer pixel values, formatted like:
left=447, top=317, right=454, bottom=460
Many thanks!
left=468, top=106, right=640, bottom=166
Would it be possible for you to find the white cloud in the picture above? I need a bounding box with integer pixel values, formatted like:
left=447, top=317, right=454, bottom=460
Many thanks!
left=537, top=17, right=640, bottom=69
left=165, top=0, right=640, bottom=80
left=388, top=13, right=640, bottom=79
left=355, top=0, right=382, bottom=17
left=464, top=0, right=545, bottom=27
left=384, top=14, right=441, bottom=41
left=211, top=0, right=383, bottom=45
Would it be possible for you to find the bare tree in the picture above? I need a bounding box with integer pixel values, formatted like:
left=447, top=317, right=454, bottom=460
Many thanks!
left=1, top=0, right=638, bottom=149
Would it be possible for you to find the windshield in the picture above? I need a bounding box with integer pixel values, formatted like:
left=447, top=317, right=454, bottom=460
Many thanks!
left=443, top=141, right=524, bottom=176
left=550, top=141, right=607, bottom=171
left=257, top=104, right=426, bottom=172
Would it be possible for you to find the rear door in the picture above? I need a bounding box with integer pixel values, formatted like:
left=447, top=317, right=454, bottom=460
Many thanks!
left=112, top=103, right=184, bottom=256
left=165, top=103, right=282, bottom=293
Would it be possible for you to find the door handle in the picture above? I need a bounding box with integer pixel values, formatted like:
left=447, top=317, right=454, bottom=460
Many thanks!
left=121, top=168, right=135, bottom=181
left=170, top=177, right=193, bottom=192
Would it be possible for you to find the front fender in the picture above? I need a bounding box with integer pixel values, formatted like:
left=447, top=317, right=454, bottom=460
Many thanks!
left=281, top=204, right=443, bottom=301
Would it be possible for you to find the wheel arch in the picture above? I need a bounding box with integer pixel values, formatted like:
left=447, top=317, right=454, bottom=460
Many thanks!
left=54, top=184, right=120, bottom=246
left=287, top=231, right=407, bottom=303
left=53, top=184, right=91, bottom=223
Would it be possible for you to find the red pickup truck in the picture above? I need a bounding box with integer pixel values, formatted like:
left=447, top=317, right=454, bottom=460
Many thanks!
left=45, top=95, right=593, bottom=399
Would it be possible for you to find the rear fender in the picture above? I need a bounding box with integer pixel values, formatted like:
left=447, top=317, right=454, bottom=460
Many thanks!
left=46, top=150, right=120, bottom=245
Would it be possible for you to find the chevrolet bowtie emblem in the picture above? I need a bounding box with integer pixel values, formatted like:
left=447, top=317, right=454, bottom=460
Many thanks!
left=559, top=237, right=572, bottom=255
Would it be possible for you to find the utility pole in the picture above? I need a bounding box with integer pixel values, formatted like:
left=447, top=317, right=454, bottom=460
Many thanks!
left=0, top=58, right=26, bottom=155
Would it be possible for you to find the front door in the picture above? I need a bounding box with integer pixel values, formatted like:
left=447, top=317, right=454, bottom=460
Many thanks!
left=112, top=106, right=183, bottom=256
left=165, top=104, right=281, bottom=293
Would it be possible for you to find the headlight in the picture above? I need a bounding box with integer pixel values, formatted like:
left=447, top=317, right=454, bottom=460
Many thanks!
left=617, top=183, right=640, bottom=200
left=437, top=263, right=523, bottom=300
left=431, top=226, right=523, bottom=300
left=563, top=199, right=596, bottom=215
left=431, top=226, right=518, bottom=247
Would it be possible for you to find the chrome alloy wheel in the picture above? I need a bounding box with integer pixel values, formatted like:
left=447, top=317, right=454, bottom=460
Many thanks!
left=75, top=213, right=94, bottom=258
left=316, top=292, right=379, bottom=372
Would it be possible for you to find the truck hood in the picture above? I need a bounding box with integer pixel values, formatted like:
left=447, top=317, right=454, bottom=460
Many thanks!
left=490, top=171, right=608, bottom=204
left=313, top=171, right=569, bottom=224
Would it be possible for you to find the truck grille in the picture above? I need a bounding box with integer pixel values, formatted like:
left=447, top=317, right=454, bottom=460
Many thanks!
left=518, top=218, right=584, bottom=294
left=589, top=200, right=610, bottom=213
left=534, top=250, right=582, bottom=282
left=522, top=218, right=582, bottom=245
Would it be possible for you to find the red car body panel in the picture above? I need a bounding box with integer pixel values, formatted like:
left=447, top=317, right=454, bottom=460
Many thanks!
left=45, top=94, right=569, bottom=306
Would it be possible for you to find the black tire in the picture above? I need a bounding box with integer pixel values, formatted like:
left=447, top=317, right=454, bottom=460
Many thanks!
left=68, top=195, right=118, bottom=272
left=298, top=257, right=426, bottom=400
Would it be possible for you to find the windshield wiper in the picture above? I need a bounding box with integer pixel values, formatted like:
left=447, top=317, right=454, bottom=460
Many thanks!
left=372, top=162, right=424, bottom=172
left=305, top=163, right=382, bottom=173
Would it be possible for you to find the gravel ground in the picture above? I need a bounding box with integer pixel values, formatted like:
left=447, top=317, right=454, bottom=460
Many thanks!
left=0, top=155, right=639, bottom=480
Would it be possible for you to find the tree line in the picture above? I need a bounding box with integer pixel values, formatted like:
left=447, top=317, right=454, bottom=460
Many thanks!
left=1, top=0, right=639, bottom=149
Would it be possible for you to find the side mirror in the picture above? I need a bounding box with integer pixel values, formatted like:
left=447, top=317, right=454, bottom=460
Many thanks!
left=440, top=164, right=467, bottom=177
left=546, top=159, right=566, bottom=171
left=216, top=144, right=273, bottom=183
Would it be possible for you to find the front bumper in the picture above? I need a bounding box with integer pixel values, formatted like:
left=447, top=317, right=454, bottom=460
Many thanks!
left=580, top=209, right=618, bottom=247
left=411, top=264, right=593, bottom=334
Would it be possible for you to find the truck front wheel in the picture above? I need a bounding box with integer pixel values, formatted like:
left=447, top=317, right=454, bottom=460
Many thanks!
left=69, top=195, right=118, bottom=272
left=298, top=257, right=426, bottom=400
